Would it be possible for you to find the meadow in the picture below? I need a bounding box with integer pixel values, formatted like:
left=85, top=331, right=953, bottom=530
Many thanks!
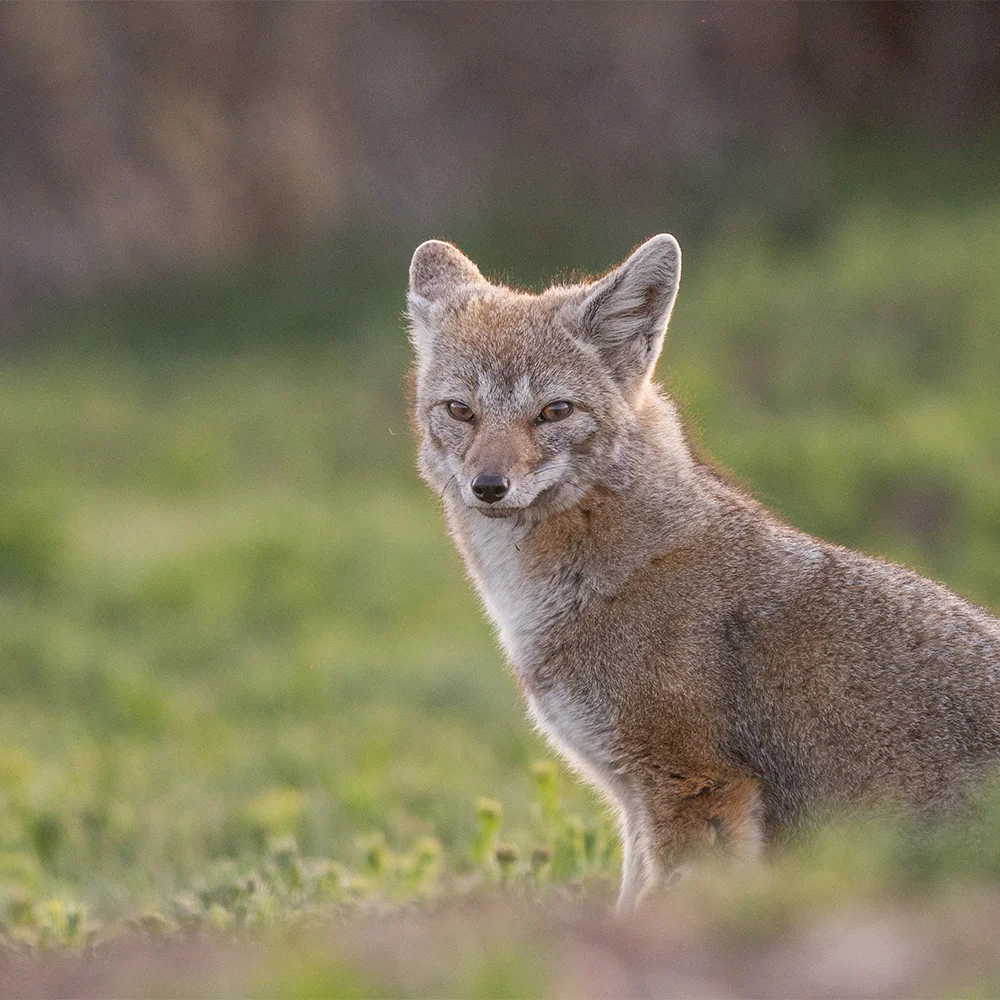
left=1, top=180, right=1000, bottom=995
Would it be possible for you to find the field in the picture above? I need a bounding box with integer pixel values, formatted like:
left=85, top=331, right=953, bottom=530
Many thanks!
left=2, top=185, right=1000, bottom=995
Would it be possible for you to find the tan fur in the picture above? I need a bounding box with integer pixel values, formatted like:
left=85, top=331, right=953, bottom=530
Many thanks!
left=406, top=236, right=1000, bottom=913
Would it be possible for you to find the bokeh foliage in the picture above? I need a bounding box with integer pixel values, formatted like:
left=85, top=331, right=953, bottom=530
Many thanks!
left=0, top=160, right=999, bottom=993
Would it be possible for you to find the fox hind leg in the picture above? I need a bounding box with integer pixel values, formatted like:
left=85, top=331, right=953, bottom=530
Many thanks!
left=647, top=774, right=765, bottom=884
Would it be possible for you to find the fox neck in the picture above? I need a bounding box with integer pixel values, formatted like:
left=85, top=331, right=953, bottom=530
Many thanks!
left=446, top=392, right=709, bottom=669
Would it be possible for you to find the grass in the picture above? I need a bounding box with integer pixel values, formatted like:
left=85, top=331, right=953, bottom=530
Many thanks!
left=1, top=185, right=999, bottom=994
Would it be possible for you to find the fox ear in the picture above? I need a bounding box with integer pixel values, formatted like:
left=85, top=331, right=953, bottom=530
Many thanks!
left=409, top=240, right=483, bottom=300
left=579, top=234, right=681, bottom=388
left=407, top=240, right=484, bottom=354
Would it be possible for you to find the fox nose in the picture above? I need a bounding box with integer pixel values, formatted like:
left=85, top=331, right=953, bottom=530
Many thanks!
left=471, top=473, right=510, bottom=504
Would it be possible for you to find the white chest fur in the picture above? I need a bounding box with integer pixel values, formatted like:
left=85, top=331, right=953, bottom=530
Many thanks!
left=457, top=513, right=623, bottom=797
left=525, top=686, right=623, bottom=799
left=457, top=515, right=558, bottom=664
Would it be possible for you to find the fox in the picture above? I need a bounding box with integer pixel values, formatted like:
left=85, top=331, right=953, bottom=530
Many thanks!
left=406, top=234, right=1000, bottom=913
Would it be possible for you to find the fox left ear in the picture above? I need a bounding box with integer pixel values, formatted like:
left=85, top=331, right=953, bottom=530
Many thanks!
left=579, top=234, right=681, bottom=389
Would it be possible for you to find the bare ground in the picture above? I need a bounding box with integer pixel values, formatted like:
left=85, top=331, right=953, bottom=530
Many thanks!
left=3, top=888, right=1000, bottom=999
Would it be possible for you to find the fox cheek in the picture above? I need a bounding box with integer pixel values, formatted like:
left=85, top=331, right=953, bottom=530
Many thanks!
left=539, top=412, right=597, bottom=452
left=425, top=424, right=445, bottom=453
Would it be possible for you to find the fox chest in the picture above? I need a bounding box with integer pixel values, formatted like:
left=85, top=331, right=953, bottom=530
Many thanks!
left=462, top=522, right=564, bottom=664
left=460, top=518, right=626, bottom=793
left=524, top=679, right=623, bottom=797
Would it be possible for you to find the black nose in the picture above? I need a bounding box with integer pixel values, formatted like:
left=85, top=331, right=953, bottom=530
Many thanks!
left=471, top=473, right=510, bottom=504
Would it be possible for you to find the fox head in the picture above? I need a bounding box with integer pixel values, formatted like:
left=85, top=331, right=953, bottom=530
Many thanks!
left=407, top=235, right=682, bottom=522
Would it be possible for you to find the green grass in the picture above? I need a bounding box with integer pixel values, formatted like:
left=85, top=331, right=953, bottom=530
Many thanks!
left=1, top=187, right=1000, bottom=993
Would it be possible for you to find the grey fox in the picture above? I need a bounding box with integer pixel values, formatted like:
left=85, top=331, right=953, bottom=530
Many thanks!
left=406, top=234, right=1000, bottom=911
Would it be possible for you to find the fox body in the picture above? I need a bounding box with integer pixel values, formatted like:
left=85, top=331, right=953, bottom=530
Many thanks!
left=406, top=235, right=1000, bottom=911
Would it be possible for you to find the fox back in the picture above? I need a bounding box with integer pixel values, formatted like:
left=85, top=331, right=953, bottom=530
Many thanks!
left=406, top=235, right=1000, bottom=911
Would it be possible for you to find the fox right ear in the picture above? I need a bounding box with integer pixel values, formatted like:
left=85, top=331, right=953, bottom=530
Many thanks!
left=407, top=241, right=484, bottom=354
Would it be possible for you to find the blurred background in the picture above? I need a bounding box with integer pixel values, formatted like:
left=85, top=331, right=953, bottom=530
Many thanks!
left=1, top=1, right=1000, bottom=991
left=4, top=1, right=1000, bottom=313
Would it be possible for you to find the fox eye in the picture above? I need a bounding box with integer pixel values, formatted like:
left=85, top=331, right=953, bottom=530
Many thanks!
left=538, top=401, right=573, bottom=423
left=446, top=400, right=475, bottom=422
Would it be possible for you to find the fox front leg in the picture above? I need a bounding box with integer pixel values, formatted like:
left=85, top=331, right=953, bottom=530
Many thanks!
left=614, top=805, right=654, bottom=916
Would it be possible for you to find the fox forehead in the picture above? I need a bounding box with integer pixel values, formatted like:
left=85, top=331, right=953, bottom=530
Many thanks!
left=439, top=287, right=578, bottom=352
left=419, top=288, right=606, bottom=404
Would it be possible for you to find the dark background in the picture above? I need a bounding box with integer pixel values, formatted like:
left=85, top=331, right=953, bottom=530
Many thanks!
left=3, top=2, right=999, bottom=316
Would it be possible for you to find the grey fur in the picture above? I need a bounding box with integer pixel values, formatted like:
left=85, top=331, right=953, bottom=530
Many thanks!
left=407, top=235, right=1000, bottom=912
